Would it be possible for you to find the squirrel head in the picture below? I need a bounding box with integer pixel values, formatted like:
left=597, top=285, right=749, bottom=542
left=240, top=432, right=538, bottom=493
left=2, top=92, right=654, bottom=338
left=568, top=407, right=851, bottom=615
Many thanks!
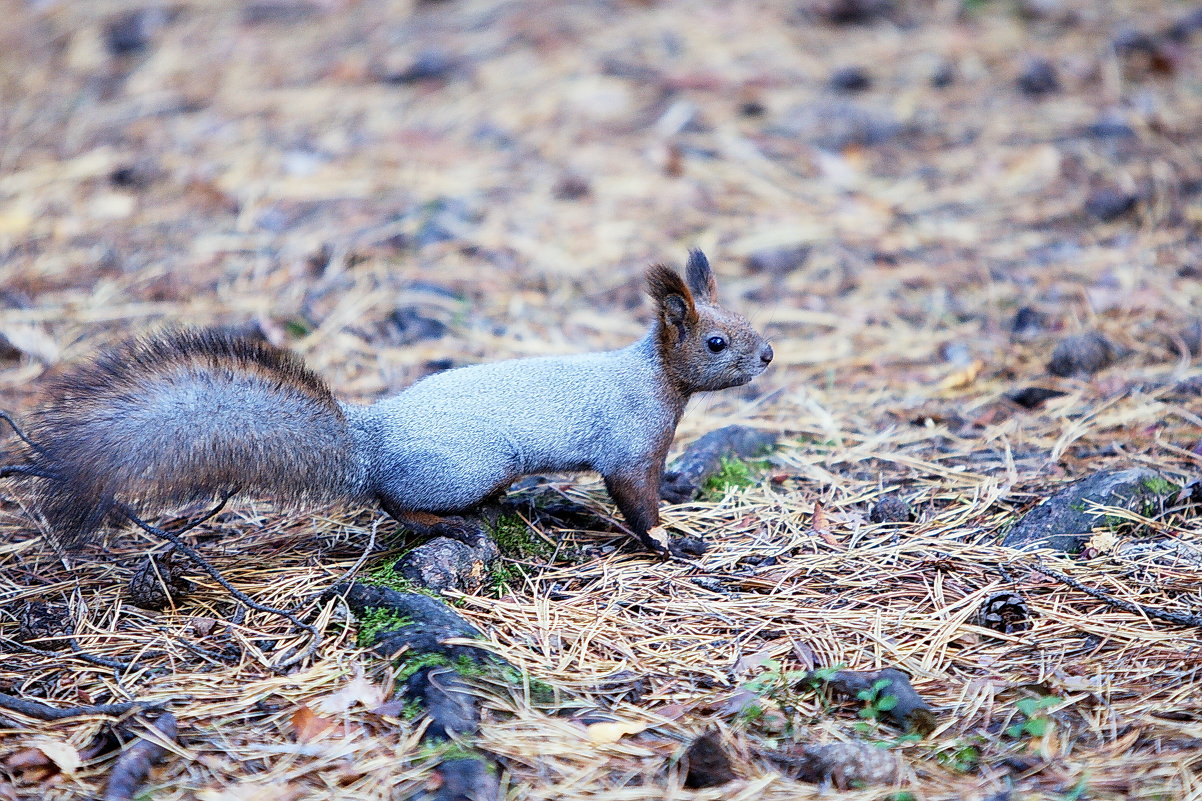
left=646, top=250, right=773, bottom=394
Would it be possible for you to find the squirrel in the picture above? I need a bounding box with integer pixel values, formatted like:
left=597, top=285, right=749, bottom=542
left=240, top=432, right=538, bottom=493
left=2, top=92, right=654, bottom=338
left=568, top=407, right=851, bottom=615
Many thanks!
left=1, top=250, right=773, bottom=556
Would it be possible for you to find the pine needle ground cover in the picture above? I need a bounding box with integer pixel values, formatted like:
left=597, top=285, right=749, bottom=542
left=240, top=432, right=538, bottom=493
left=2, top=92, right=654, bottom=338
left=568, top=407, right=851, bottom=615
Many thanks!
left=2, top=0, right=1202, bottom=798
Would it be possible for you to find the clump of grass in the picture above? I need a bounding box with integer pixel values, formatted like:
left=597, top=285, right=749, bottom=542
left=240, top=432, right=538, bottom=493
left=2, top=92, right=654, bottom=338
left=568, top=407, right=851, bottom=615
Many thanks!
left=359, top=554, right=442, bottom=597
left=702, top=456, right=772, bottom=499
left=489, top=513, right=554, bottom=559
left=1141, top=476, right=1178, bottom=496
left=355, top=607, right=413, bottom=647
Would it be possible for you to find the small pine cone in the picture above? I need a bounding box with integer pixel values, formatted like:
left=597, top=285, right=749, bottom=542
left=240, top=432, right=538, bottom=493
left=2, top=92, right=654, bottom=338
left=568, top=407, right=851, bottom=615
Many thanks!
left=976, top=592, right=1033, bottom=634
left=127, top=551, right=195, bottom=610
left=790, top=741, right=899, bottom=788
left=16, top=601, right=74, bottom=649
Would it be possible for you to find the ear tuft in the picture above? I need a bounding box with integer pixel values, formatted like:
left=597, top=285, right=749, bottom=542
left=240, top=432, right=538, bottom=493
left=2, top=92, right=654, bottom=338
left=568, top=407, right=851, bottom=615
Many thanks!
left=646, top=264, right=690, bottom=306
left=685, top=249, right=718, bottom=304
left=645, top=264, right=697, bottom=340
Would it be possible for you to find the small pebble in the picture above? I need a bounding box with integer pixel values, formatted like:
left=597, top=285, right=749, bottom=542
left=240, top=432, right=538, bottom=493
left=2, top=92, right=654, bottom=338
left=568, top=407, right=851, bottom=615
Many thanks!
left=1011, top=306, right=1046, bottom=342
left=930, top=61, right=956, bottom=88
left=553, top=173, right=591, bottom=201
left=830, top=66, right=872, bottom=93
left=1084, top=188, right=1137, bottom=222
left=1017, top=58, right=1060, bottom=95
left=869, top=496, right=913, bottom=523
left=1047, top=331, right=1116, bottom=377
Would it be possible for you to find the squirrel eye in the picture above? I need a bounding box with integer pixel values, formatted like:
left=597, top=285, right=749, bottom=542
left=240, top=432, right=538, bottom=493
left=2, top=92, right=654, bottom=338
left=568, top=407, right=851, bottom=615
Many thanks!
left=706, top=336, right=728, bottom=353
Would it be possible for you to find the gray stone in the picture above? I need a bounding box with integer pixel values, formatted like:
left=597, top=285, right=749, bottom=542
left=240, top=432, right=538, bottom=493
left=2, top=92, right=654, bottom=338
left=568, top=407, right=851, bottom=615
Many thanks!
left=1003, top=468, right=1165, bottom=551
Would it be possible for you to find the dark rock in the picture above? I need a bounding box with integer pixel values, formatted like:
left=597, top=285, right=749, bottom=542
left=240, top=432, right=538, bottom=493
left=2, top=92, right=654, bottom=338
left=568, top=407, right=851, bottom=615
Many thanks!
left=1017, top=58, right=1060, bottom=96
left=0, top=333, right=21, bottom=362
left=552, top=173, right=591, bottom=201
left=104, top=9, right=169, bottom=56
left=869, top=495, right=912, bottom=523
left=384, top=306, right=448, bottom=345
left=126, top=551, right=194, bottom=610
left=745, top=244, right=810, bottom=275
left=394, top=537, right=486, bottom=593
left=1002, top=467, right=1163, bottom=551
left=381, top=50, right=459, bottom=84
left=806, top=667, right=934, bottom=733
left=425, top=757, right=499, bottom=801
left=1048, top=331, right=1117, bottom=377
left=683, top=729, right=738, bottom=788
left=1113, top=27, right=1158, bottom=55
left=1010, top=306, right=1046, bottom=341
left=813, top=0, right=894, bottom=25
left=661, top=425, right=778, bottom=502
left=669, top=536, right=709, bottom=558
left=829, top=66, right=871, bottom=93
left=1007, top=386, right=1068, bottom=409
left=739, top=99, right=767, bottom=117
left=404, top=666, right=479, bottom=739
left=1085, top=188, right=1138, bottom=222
left=109, top=162, right=157, bottom=190
left=330, top=583, right=481, bottom=638
left=930, top=61, right=956, bottom=88
left=1085, top=114, right=1135, bottom=140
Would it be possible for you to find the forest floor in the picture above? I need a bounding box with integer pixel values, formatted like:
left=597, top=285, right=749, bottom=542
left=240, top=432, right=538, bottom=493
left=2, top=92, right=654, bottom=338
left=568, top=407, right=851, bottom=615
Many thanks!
left=2, top=0, right=1202, bottom=798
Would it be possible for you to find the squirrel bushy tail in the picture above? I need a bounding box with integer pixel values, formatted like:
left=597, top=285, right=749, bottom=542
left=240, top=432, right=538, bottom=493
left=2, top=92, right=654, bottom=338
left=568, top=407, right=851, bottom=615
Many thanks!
left=16, top=329, right=366, bottom=547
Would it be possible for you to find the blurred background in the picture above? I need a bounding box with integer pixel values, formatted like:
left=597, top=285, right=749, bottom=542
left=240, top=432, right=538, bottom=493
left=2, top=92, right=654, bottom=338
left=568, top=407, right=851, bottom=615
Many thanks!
left=1, top=0, right=1200, bottom=422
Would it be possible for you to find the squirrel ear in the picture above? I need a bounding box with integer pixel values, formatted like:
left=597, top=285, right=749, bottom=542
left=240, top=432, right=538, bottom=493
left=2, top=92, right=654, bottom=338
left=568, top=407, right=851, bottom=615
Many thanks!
left=685, top=249, right=718, bottom=304
left=646, top=264, right=697, bottom=342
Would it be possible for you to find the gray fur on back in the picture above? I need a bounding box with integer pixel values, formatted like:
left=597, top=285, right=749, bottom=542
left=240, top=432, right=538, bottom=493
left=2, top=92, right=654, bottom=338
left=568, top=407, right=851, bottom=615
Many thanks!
left=347, top=334, right=682, bottom=511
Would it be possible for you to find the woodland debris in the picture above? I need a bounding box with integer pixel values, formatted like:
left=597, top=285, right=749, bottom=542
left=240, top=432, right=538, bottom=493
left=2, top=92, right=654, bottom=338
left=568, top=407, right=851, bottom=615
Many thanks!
left=1017, top=58, right=1060, bottom=96
left=126, top=551, right=194, bottom=610
left=805, top=668, right=935, bottom=734
left=0, top=693, right=163, bottom=722
left=777, top=741, right=899, bottom=788
left=661, top=425, right=778, bottom=502
left=102, top=713, right=178, bottom=801
left=682, top=729, right=738, bottom=788
left=1085, top=188, right=1138, bottom=222
left=1002, top=467, right=1163, bottom=551
left=829, top=66, right=871, bottom=93
left=1007, top=386, right=1067, bottom=409
left=868, top=495, right=912, bottom=523
left=976, top=592, right=1034, bottom=634
left=330, top=583, right=487, bottom=661
left=15, top=601, right=73, bottom=649
left=422, top=758, right=499, bottom=801
left=1047, top=332, right=1118, bottom=378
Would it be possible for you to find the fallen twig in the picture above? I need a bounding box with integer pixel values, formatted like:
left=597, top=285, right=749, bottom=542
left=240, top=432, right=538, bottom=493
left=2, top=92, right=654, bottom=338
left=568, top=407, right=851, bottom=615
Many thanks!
left=102, top=712, right=178, bottom=801
left=1031, top=562, right=1202, bottom=629
left=0, top=692, right=163, bottom=721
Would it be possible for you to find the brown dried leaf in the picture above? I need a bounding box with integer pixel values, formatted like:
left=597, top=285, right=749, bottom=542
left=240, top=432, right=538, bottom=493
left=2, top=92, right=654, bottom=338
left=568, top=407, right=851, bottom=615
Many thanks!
left=290, top=705, right=339, bottom=744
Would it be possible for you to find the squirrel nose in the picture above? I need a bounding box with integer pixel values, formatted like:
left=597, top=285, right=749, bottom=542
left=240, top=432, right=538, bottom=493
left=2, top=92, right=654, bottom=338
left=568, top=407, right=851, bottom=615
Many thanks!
left=760, top=344, right=774, bottom=365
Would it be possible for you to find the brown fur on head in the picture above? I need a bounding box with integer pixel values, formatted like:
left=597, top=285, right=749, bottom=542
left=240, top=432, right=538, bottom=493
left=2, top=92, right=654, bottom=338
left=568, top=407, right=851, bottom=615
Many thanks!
left=646, top=249, right=773, bottom=394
